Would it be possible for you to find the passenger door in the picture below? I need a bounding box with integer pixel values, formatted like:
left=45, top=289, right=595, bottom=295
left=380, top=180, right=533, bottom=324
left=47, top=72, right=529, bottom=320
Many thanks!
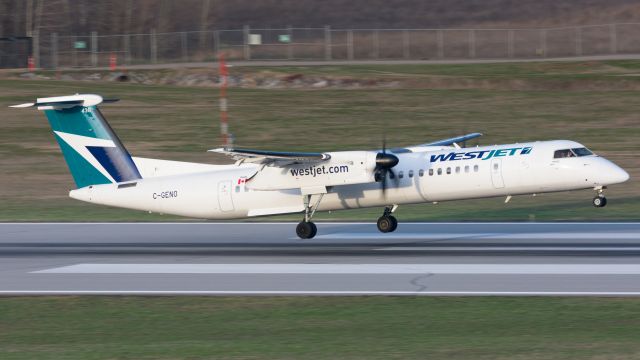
left=490, top=158, right=505, bottom=189
left=217, top=181, right=235, bottom=212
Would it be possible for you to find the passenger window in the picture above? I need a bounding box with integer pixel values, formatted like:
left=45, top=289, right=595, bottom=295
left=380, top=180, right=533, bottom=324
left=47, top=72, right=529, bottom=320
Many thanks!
left=455, top=166, right=460, bottom=174
left=554, top=149, right=575, bottom=158
left=437, top=168, right=442, bottom=175
left=389, top=172, right=395, bottom=179
left=465, top=165, right=469, bottom=173
left=474, top=165, right=479, bottom=172
left=446, top=167, right=451, bottom=175
left=398, top=171, right=404, bottom=179
left=408, top=170, right=414, bottom=178
left=493, top=163, right=499, bottom=170
left=429, top=169, right=434, bottom=176
left=419, top=169, right=424, bottom=177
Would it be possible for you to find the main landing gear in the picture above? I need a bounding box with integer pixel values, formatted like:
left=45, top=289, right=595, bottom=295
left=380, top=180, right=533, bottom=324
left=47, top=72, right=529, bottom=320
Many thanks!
left=377, top=205, right=398, bottom=233
left=296, top=193, right=324, bottom=239
left=592, top=186, right=607, bottom=208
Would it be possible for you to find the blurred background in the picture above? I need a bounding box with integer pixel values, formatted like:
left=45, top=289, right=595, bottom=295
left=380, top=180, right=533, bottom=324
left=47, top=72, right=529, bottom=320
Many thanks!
left=4, top=0, right=640, bottom=67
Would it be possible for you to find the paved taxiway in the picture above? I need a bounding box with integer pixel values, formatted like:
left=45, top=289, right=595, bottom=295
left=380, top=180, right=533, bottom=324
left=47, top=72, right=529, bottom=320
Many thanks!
left=1, top=222, right=639, bottom=295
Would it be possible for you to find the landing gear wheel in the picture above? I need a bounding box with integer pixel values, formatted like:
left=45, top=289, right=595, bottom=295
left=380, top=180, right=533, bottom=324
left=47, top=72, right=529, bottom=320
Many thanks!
left=593, top=196, right=607, bottom=208
left=296, top=221, right=317, bottom=239
left=377, top=216, right=395, bottom=233
left=388, top=215, right=398, bottom=232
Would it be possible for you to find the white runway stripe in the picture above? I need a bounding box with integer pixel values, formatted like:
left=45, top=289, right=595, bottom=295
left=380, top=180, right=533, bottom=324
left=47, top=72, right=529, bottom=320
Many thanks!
left=316, top=232, right=640, bottom=240
left=33, top=263, right=640, bottom=275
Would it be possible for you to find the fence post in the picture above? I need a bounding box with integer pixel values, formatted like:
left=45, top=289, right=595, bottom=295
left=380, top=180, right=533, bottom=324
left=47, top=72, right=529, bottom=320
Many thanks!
left=32, top=30, right=40, bottom=68
left=213, top=30, right=220, bottom=55
left=124, top=34, right=131, bottom=65
left=540, top=29, right=547, bottom=57
left=347, top=29, right=354, bottom=60
left=150, top=29, right=157, bottom=63
left=372, top=29, right=379, bottom=59
left=575, top=26, right=582, bottom=56
left=72, top=35, right=77, bottom=67
left=508, top=30, right=514, bottom=58
left=243, top=25, right=250, bottom=60
left=437, top=29, right=444, bottom=58
left=610, top=24, right=617, bottom=54
left=91, top=31, right=98, bottom=67
left=287, top=26, right=293, bottom=59
left=324, top=25, right=332, bottom=60
left=469, top=29, right=475, bottom=58
left=51, top=32, right=58, bottom=69
left=403, top=30, right=410, bottom=59
left=181, top=31, right=188, bottom=61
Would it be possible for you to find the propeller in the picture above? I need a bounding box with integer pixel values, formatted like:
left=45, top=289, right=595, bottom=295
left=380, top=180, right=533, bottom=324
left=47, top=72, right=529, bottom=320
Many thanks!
left=374, top=137, right=399, bottom=193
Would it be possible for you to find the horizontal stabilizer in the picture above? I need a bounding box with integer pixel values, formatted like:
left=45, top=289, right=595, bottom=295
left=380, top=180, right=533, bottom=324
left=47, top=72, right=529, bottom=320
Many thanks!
left=10, top=94, right=118, bottom=110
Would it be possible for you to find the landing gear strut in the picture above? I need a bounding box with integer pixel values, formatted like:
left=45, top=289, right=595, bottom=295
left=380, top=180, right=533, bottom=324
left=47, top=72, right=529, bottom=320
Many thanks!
left=296, top=193, right=324, bottom=239
left=593, top=186, right=607, bottom=208
left=377, top=205, right=398, bottom=233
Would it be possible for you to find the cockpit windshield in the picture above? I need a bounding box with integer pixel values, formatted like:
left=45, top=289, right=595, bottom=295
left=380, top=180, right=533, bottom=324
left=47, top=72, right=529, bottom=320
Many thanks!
left=553, top=147, right=594, bottom=159
left=572, top=147, right=593, bottom=156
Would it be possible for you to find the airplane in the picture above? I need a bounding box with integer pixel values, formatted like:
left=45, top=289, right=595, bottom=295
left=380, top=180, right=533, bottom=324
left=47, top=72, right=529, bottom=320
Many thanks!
left=11, top=94, right=629, bottom=239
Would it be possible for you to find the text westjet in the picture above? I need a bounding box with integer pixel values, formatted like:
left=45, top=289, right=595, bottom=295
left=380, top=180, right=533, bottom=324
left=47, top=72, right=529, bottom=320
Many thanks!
left=430, top=147, right=532, bottom=163
left=290, top=165, right=349, bottom=177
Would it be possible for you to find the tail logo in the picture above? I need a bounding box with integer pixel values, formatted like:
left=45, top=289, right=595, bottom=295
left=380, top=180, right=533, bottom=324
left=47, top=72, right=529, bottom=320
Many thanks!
left=53, top=131, right=118, bottom=183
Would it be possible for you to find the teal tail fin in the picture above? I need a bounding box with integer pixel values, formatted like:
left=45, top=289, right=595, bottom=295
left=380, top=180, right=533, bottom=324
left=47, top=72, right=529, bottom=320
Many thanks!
left=12, top=94, right=142, bottom=188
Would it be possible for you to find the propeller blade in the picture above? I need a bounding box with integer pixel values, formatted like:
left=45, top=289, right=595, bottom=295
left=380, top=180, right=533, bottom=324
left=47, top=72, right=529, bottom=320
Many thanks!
left=375, top=137, right=398, bottom=196
left=381, top=168, right=387, bottom=194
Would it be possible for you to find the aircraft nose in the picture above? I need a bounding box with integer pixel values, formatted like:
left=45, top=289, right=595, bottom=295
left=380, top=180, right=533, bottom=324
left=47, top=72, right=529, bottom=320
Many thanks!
left=608, top=163, right=630, bottom=184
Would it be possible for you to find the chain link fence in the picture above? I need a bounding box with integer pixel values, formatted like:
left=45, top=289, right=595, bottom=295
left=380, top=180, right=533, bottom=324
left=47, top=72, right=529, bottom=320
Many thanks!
left=18, top=23, right=640, bottom=69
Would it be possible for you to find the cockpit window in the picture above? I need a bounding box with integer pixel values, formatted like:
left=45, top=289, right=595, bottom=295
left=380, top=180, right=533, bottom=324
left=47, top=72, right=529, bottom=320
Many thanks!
left=572, top=147, right=593, bottom=157
left=554, top=148, right=594, bottom=159
left=554, top=149, right=575, bottom=158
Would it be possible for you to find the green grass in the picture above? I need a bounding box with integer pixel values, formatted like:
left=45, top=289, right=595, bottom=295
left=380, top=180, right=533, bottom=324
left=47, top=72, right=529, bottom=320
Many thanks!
left=1, top=61, right=638, bottom=221
left=1, top=296, right=640, bottom=359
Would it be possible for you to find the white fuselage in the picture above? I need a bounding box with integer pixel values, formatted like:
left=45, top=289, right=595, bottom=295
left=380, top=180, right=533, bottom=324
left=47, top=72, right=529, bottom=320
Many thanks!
left=69, top=140, right=629, bottom=219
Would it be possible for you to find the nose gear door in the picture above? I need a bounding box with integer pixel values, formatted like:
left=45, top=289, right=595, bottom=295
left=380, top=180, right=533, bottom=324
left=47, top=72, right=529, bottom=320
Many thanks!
left=218, top=181, right=235, bottom=211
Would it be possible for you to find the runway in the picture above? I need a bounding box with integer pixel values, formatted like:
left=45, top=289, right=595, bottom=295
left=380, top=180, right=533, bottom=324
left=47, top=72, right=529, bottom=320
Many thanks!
left=1, top=222, right=640, bottom=296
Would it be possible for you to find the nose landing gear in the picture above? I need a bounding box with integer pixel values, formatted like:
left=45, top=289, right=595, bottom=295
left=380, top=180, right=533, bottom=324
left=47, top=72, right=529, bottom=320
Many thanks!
left=593, top=186, right=607, bottom=208
left=377, top=205, right=398, bottom=233
left=593, top=196, right=607, bottom=208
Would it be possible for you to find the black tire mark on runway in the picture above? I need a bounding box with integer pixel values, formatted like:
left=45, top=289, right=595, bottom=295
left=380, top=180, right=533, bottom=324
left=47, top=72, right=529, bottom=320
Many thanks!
left=410, top=273, right=434, bottom=292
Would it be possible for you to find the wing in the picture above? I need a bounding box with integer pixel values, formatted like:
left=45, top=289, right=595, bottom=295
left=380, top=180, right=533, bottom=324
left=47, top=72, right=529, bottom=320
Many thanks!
left=421, top=133, right=483, bottom=147
left=209, top=147, right=331, bottom=164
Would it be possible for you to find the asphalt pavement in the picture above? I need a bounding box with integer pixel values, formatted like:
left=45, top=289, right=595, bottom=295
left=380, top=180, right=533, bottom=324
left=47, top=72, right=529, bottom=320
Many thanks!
left=1, top=222, right=639, bottom=295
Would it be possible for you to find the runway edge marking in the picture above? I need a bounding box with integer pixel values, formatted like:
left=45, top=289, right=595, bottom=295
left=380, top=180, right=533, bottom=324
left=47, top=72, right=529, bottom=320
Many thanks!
left=3, top=290, right=640, bottom=296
